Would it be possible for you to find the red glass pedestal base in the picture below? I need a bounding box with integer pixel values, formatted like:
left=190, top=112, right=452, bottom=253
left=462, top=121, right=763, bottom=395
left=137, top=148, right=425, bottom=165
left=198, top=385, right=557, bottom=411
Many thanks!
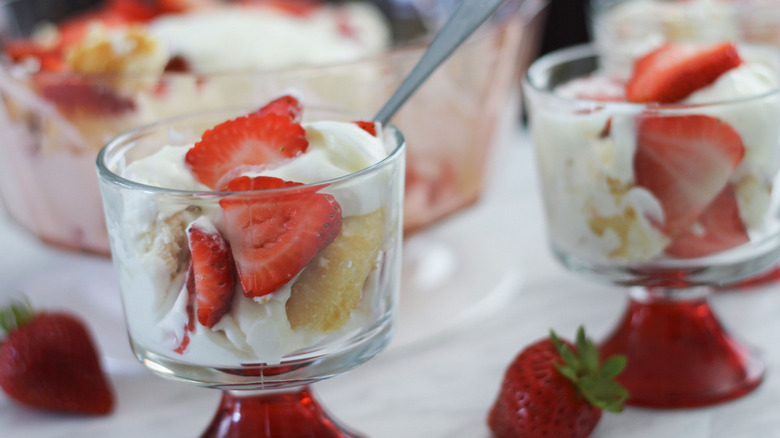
left=201, top=385, right=364, bottom=438
left=599, top=287, right=764, bottom=409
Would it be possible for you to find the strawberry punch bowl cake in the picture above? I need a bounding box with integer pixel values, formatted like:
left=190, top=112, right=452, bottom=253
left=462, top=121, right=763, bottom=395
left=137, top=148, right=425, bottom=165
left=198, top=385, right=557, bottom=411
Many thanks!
left=0, top=0, right=539, bottom=255
left=523, top=42, right=780, bottom=407
left=96, top=95, right=405, bottom=435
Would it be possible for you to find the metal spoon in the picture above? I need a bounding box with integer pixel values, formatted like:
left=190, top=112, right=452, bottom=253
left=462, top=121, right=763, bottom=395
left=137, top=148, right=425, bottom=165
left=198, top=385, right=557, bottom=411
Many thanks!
left=374, top=0, right=506, bottom=125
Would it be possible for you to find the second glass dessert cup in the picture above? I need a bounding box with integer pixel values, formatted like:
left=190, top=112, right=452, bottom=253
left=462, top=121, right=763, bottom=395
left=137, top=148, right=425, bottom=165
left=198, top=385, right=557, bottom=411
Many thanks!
left=523, top=44, right=780, bottom=408
left=96, top=107, right=406, bottom=437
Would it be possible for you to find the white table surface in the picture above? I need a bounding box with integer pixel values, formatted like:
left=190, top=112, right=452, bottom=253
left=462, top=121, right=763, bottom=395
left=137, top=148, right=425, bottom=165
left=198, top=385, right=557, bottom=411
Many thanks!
left=1, top=126, right=779, bottom=438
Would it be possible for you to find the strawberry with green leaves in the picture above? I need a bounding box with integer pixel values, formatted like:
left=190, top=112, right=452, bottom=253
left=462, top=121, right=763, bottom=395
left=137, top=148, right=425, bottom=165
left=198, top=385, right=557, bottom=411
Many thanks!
left=0, top=298, right=115, bottom=415
left=488, top=327, right=627, bottom=438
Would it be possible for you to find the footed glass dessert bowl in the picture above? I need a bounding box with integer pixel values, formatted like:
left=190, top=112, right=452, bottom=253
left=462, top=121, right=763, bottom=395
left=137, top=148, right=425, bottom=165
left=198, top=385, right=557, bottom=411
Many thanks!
left=0, top=0, right=545, bottom=255
left=96, top=101, right=405, bottom=436
left=523, top=43, right=780, bottom=408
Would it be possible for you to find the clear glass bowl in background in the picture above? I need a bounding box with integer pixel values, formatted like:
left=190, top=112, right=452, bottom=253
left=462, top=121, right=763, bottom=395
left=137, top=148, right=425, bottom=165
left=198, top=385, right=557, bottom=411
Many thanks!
left=0, top=0, right=549, bottom=256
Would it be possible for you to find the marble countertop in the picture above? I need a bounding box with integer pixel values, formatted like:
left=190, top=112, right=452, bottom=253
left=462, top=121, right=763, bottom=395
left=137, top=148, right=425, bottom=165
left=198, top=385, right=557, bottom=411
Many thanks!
left=1, top=127, right=780, bottom=438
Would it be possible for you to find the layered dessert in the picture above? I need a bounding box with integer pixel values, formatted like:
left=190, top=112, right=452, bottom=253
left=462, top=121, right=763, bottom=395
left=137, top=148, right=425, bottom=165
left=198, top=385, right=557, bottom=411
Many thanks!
left=0, top=0, right=531, bottom=254
left=592, top=0, right=780, bottom=73
left=99, top=95, right=403, bottom=368
left=526, top=42, right=780, bottom=264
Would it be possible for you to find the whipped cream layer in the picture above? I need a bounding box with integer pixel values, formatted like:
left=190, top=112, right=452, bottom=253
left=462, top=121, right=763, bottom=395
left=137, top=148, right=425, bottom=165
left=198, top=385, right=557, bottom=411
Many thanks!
left=148, top=3, right=391, bottom=73
left=115, top=120, right=390, bottom=365
left=532, top=55, right=780, bottom=263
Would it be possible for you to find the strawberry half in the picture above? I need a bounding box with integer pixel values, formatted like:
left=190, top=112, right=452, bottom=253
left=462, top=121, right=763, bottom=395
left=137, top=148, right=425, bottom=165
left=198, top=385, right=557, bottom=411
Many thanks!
left=664, top=184, right=749, bottom=258
left=488, top=327, right=627, bottom=438
left=0, top=299, right=114, bottom=415
left=185, top=112, right=309, bottom=189
left=219, top=176, right=342, bottom=299
left=633, top=114, right=745, bottom=236
left=187, top=218, right=237, bottom=328
left=626, top=42, right=742, bottom=103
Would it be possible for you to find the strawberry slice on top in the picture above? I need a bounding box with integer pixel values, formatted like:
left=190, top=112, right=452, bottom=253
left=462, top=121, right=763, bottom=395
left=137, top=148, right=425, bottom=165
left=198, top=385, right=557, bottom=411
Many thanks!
left=633, top=114, right=745, bottom=236
left=185, top=111, right=309, bottom=189
left=626, top=42, right=742, bottom=103
left=219, top=176, right=343, bottom=299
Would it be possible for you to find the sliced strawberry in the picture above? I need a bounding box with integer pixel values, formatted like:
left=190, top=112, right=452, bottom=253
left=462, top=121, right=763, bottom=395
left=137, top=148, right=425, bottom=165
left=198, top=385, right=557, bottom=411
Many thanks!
left=354, top=120, right=378, bottom=136
left=255, top=94, right=303, bottom=122
left=185, top=112, right=309, bottom=189
left=626, top=42, right=742, bottom=103
left=35, top=76, right=136, bottom=115
left=634, top=114, right=744, bottom=236
left=187, top=219, right=236, bottom=328
left=219, top=176, right=342, bottom=299
left=664, top=185, right=749, bottom=258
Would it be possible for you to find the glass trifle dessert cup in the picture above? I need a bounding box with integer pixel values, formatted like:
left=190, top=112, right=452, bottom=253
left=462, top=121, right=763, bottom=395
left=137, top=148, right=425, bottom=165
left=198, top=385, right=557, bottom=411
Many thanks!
left=523, top=42, right=780, bottom=408
left=96, top=97, right=405, bottom=436
left=0, top=0, right=540, bottom=255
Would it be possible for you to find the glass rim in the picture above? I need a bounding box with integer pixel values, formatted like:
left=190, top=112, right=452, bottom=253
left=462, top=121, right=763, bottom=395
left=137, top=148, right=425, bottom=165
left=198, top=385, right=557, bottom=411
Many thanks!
left=523, top=43, right=780, bottom=110
left=95, top=105, right=406, bottom=196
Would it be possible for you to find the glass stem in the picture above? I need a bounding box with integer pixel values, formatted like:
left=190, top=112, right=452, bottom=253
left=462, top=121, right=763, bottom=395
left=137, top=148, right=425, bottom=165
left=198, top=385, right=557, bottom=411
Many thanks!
left=599, top=286, right=764, bottom=408
left=201, top=384, right=364, bottom=438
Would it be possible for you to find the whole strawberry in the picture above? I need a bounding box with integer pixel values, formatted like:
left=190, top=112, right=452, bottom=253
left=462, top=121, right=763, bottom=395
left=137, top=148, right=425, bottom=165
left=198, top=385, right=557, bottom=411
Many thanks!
left=0, top=298, right=115, bottom=415
left=488, top=327, right=627, bottom=438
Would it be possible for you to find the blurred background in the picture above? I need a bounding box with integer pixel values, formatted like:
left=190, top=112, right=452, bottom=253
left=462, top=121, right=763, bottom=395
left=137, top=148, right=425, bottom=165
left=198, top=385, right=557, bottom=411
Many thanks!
left=539, top=0, right=591, bottom=56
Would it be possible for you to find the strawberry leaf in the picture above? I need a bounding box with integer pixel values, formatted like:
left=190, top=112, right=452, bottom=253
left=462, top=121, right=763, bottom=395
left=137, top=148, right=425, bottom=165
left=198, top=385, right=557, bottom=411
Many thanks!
left=0, top=297, right=33, bottom=336
left=552, top=326, right=629, bottom=413
left=599, top=355, right=627, bottom=379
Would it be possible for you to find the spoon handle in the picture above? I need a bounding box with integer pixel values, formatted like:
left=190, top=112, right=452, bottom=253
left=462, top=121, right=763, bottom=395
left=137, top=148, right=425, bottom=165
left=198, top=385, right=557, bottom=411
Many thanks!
left=374, top=0, right=506, bottom=125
